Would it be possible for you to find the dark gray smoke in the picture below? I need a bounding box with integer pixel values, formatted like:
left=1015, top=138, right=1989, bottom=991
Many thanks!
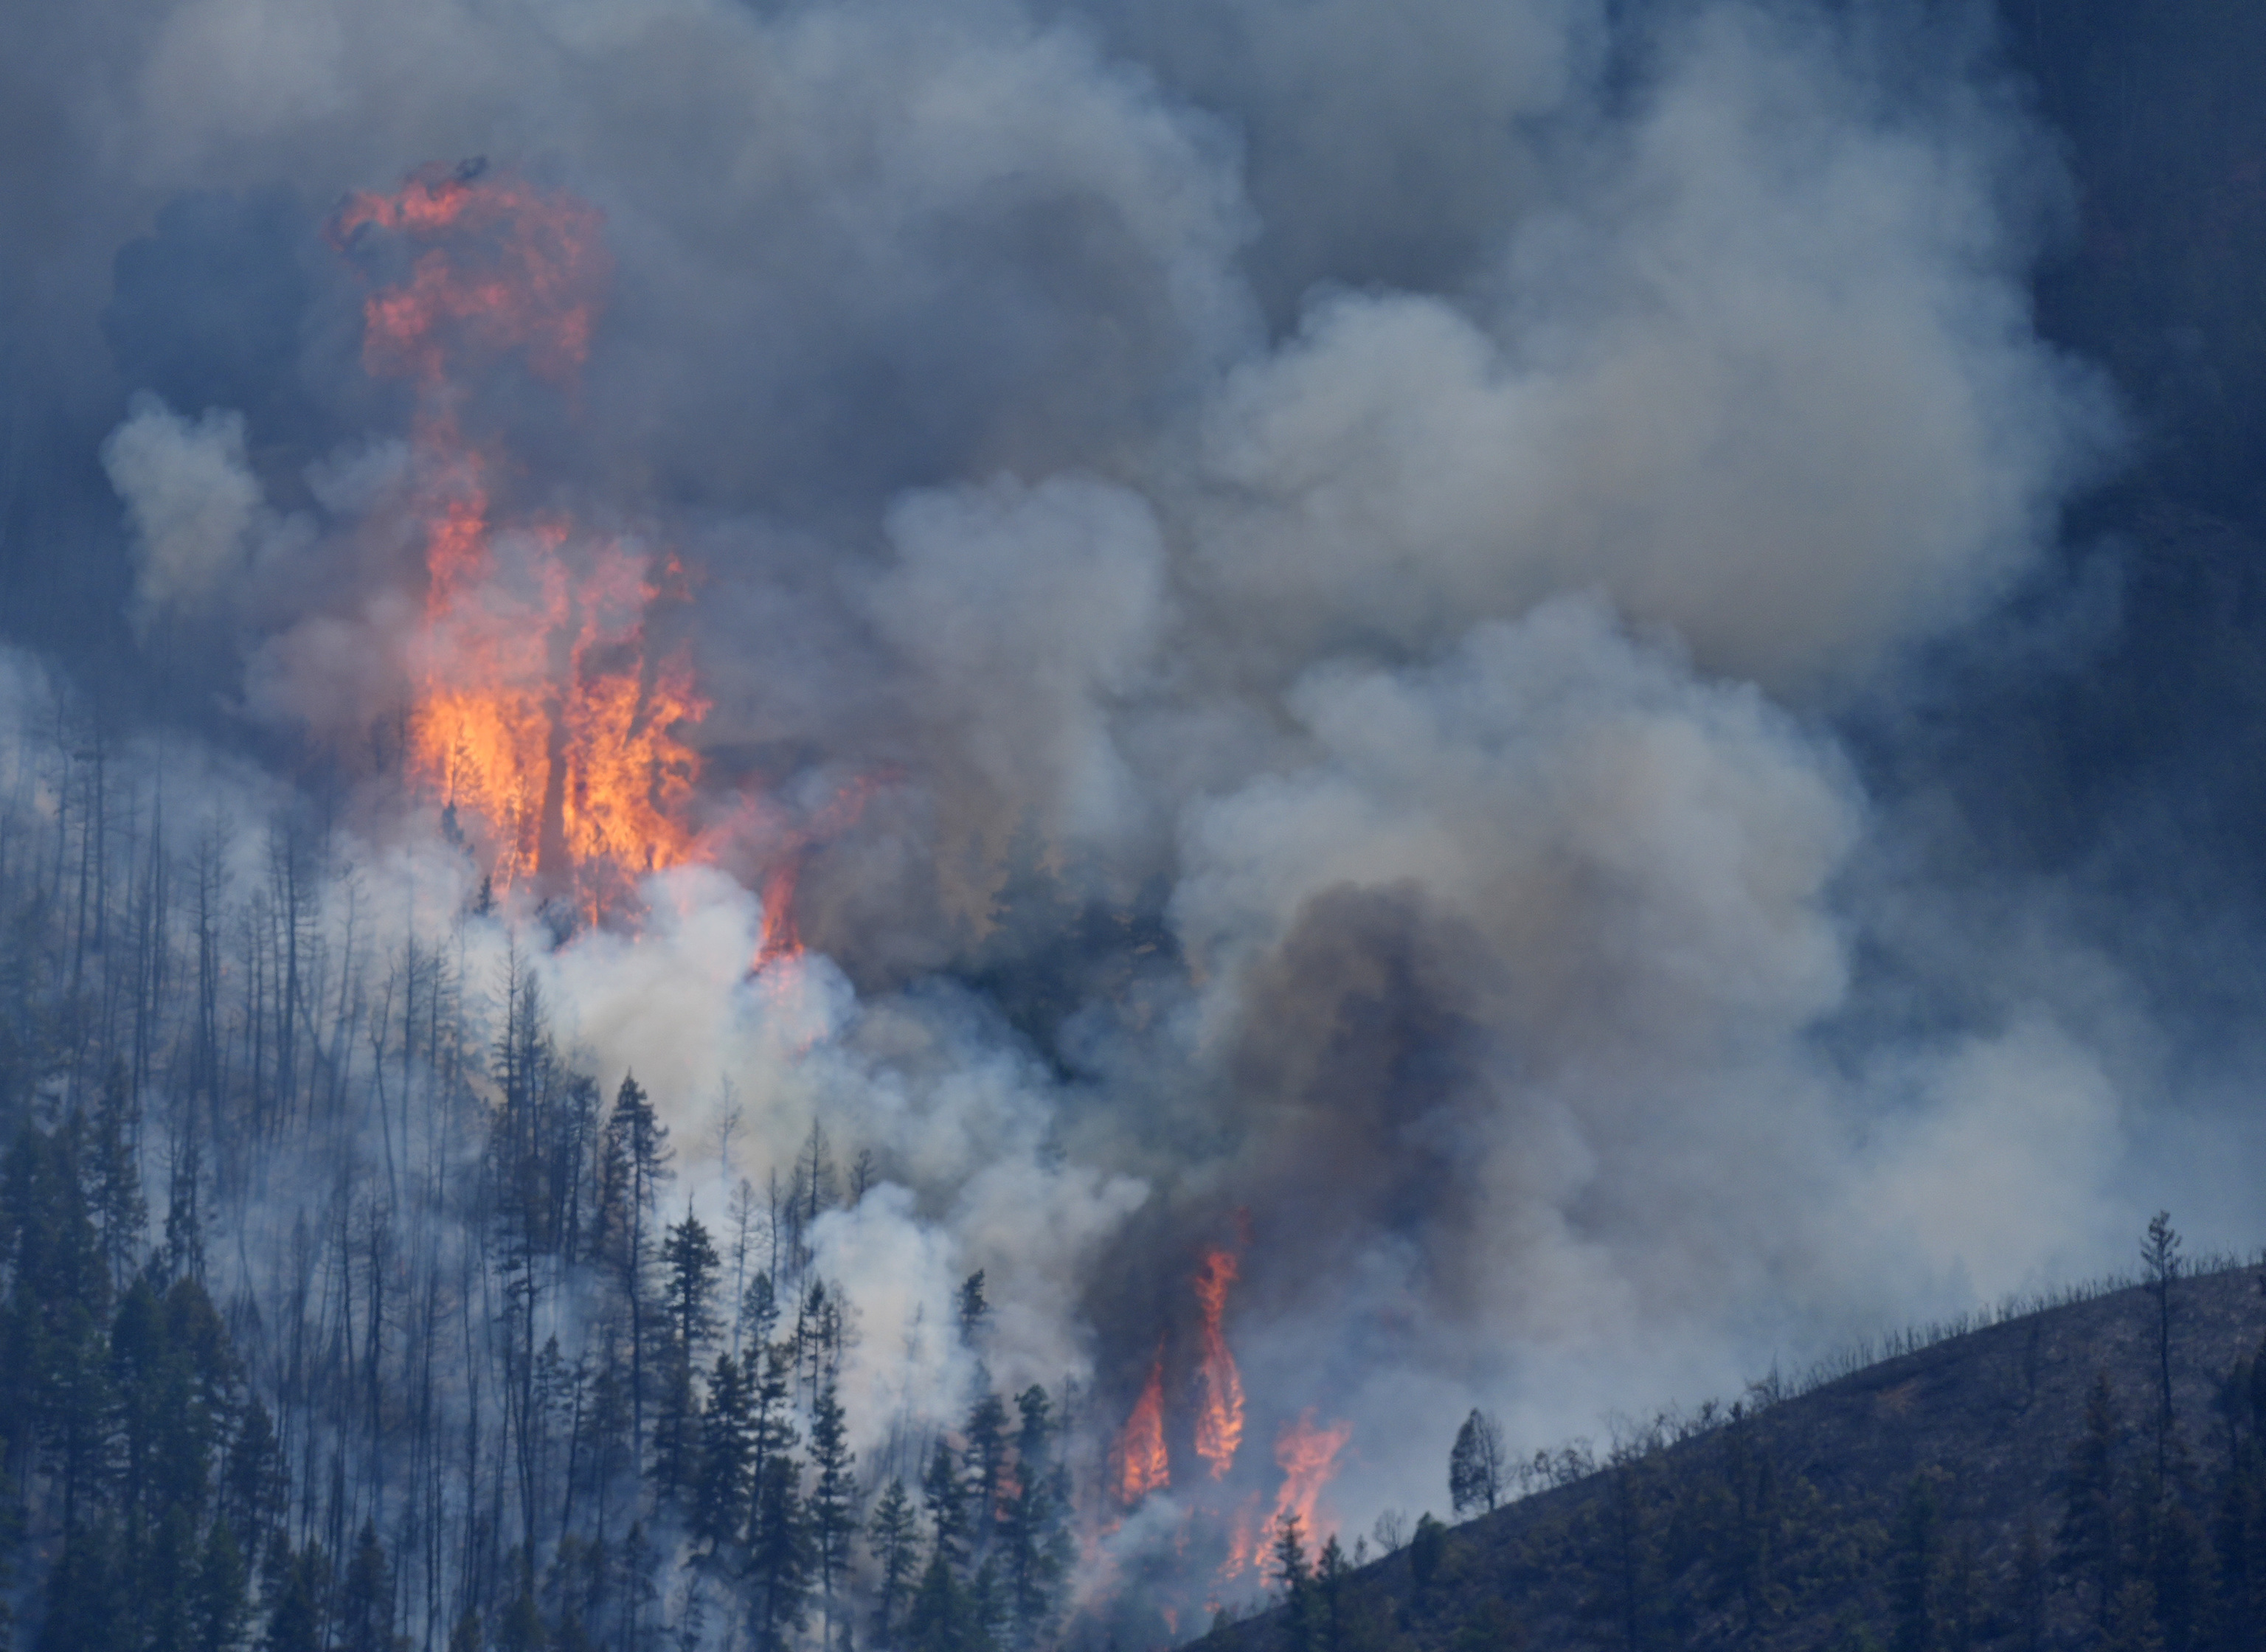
left=5, top=0, right=2255, bottom=1562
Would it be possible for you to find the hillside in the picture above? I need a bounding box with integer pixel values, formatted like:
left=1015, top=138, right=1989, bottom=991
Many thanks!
left=1205, top=1263, right=2266, bottom=1651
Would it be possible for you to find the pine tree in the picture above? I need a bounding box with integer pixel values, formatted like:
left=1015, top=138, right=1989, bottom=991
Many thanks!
left=147, top=1504, right=202, bottom=1652
left=746, top=1429, right=811, bottom=1652
left=261, top=1542, right=326, bottom=1652
left=659, top=1211, right=720, bottom=1360
left=38, top=1521, right=125, bottom=1652
left=746, top=1342, right=797, bottom=1545
left=905, top=1555, right=974, bottom=1652
left=963, top=1392, right=1010, bottom=1558
left=869, top=1479, right=921, bottom=1650
left=1001, top=1387, right=1067, bottom=1651
left=956, top=1273, right=988, bottom=1346
left=648, top=1341, right=699, bottom=1509
left=924, top=1439, right=971, bottom=1575
left=691, top=1351, right=753, bottom=1555
left=194, top=1521, right=250, bottom=1652
left=224, top=1398, right=285, bottom=1569
left=1272, top=1514, right=1315, bottom=1652
left=596, top=1075, right=671, bottom=1477
left=2143, top=1214, right=2183, bottom=1483
left=742, top=1269, right=780, bottom=1355
left=808, top=1375, right=858, bottom=1650
left=1314, top=1535, right=1351, bottom=1652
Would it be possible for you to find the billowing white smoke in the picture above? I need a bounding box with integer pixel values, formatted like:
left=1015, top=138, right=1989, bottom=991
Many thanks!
left=30, top=0, right=2161, bottom=1569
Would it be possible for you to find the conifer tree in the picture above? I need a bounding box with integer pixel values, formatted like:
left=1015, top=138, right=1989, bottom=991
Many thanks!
left=1314, top=1535, right=1351, bottom=1652
left=596, top=1075, right=671, bottom=1476
left=224, top=1397, right=285, bottom=1568
left=956, top=1273, right=988, bottom=1345
left=746, top=1342, right=797, bottom=1545
left=2144, top=1214, right=2183, bottom=1483
left=691, top=1352, right=752, bottom=1556
left=868, top=1479, right=921, bottom=1649
left=660, top=1211, right=720, bottom=1360
left=38, top=1521, right=125, bottom=1652
left=963, top=1392, right=1011, bottom=1557
left=194, top=1521, right=250, bottom=1652
left=905, top=1555, right=974, bottom=1652
left=262, top=1541, right=326, bottom=1652
left=808, top=1375, right=858, bottom=1650
left=924, top=1440, right=971, bottom=1575
left=746, top=1423, right=810, bottom=1652
left=1272, top=1514, right=1315, bottom=1652
left=1002, top=1386, right=1067, bottom=1651
left=649, top=1342, right=699, bottom=1510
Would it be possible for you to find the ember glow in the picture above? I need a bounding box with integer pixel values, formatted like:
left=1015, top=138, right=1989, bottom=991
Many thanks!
left=1191, top=1248, right=1245, bottom=1479
left=339, top=167, right=709, bottom=920
left=1115, top=1349, right=1171, bottom=1505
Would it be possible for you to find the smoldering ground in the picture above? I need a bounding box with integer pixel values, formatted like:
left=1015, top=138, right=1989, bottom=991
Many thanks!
left=2, top=0, right=2250, bottom=1579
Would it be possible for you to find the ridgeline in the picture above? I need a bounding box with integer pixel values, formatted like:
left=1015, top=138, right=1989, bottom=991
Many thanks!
left=1208, top=1260, right=2266, bottom=1651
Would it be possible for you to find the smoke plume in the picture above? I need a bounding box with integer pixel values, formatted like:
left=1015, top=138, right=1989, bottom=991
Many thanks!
left=4, top=0, right=2233, bottom=1615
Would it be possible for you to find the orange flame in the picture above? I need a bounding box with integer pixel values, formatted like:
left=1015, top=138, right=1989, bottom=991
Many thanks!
left=1116, top=1349, right=1170, bottom=1504
left=1193, top=1249, right=1245, bottom=1479
left=1218, top=1492, right=1267, bottom=1580
left=339, top=167, right=707, bottom=920
left=1271, top=1410, right=1353, bottom=1542
left=755, top=857, right=804, bottom=971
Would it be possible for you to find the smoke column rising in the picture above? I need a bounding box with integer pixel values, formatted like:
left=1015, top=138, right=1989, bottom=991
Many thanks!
left=1, top=0, right=2222, bottom=1603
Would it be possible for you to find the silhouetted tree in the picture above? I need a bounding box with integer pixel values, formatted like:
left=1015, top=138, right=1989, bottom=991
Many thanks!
left=2144, top=1213, right=2183, bottom=1482
left=1449, top=1409, right=1506, bottom=1518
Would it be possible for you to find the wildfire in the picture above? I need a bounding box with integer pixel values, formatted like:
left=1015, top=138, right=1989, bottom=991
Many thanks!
left=1218, top=1492, right=1266, bottom=1580
left=1192, top=1248, right=1245, bottom=1479
left=1116, top=1348, right=1170, bottom=1504
left=755, top=857, right=803, bottom=971
left=337, top=165, right=708, bottom=920
left=1271, top=1411, right=1354, bottom=1543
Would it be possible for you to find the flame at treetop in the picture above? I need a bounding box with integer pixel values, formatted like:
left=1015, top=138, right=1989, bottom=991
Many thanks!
left=1116, top=1348, right=1170, bottom=1504
left=1271, top=1410, right=1354, bottom=1543
left=336, top=165, right=708, bottom=921
left=1193, top=1247, right=1246, bottom=1479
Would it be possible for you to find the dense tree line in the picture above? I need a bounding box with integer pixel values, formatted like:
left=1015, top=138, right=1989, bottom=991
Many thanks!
left=0, top=694, right=1080, bottom=1649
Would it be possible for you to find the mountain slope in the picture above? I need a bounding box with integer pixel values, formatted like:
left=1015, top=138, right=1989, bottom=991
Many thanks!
left=1207, top=1262, right=2266, bottom=1651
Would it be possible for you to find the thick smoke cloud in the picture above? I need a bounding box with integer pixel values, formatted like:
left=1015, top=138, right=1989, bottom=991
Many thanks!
left=1, top=0, right=2205, bottom=1569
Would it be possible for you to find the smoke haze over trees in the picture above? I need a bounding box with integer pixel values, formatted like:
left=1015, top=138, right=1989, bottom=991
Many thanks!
left=4, top=0, right=2266, bottom=1644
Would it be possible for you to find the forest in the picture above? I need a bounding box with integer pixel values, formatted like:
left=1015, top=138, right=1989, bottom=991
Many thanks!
left=0, top=681, right=1086, bottom=1652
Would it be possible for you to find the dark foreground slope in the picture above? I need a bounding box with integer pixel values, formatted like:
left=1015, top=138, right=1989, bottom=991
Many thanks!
left=1207, top=1264, right=2266, bottom=1651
